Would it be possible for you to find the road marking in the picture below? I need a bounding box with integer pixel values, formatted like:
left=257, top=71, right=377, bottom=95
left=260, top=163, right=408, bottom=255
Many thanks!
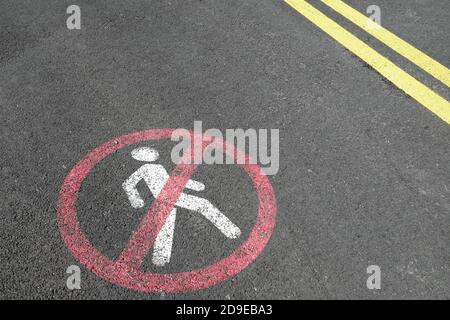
left=152, top=208, right=177, bottom=266
left=284, top=0, right=450, bottom=125
left=321, top=0, right=450, bottom=88
left=57, top=129, right=277, bottom=292
left=117, top=155, right=200, bottom=269
left=120, top=146, right=241, bottom=267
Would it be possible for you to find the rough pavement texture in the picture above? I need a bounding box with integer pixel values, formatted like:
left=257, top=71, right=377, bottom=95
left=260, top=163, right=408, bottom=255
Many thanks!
left=0, top=0, right=449, bottom=299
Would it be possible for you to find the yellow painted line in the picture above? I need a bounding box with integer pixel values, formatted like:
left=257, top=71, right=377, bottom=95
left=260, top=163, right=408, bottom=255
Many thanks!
left=321, top=0, right=450, bottom=88
left=284, top=0, right=450, bottom=125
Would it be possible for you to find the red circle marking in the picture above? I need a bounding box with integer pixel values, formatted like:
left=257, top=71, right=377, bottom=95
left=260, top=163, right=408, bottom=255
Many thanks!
left=57, top=129, right=277, bottom=292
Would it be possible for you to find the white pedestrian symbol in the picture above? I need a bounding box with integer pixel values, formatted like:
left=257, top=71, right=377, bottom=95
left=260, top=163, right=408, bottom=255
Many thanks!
left=122, top=147, right=241, bottom=266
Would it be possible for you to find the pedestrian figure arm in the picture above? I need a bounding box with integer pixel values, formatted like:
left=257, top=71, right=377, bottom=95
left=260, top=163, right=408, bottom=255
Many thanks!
left=122, top=167, right=147, bottom=208
left=185, top=179, right=205, bottom=192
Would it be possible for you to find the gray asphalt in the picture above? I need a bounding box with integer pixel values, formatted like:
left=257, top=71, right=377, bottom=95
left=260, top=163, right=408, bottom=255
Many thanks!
left=0, top=0, right=449, bottom=299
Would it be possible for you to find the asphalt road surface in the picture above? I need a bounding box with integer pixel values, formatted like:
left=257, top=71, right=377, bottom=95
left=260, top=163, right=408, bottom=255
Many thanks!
left=1, top=0, right=449, bottom=299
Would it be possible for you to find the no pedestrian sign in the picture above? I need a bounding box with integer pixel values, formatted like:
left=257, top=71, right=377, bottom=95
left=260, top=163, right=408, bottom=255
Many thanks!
left=57, top=129, right=277, bottom=292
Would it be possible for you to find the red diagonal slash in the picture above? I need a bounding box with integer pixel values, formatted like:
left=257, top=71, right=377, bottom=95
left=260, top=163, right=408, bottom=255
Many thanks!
left=117, top=160, right=198, bottom=269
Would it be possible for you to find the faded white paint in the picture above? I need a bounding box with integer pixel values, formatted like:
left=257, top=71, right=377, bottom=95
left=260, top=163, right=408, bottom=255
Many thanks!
left=122, top=147, right=241, bottom=266
left=152, top=208, right=177, bottom=266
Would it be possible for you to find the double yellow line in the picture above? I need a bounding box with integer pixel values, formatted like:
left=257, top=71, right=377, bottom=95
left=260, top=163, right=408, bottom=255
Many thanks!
left=285, top=0, right=450, bottom=124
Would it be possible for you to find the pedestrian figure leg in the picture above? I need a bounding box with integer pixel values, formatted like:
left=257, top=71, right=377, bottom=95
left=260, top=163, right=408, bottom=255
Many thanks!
left=176, top=194, right=241, bottom=239
left=152, top=208, right=177, bottom=266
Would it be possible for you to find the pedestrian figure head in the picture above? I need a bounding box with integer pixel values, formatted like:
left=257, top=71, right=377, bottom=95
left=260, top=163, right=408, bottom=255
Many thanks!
left=131, top=147, right=159, bottom=162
